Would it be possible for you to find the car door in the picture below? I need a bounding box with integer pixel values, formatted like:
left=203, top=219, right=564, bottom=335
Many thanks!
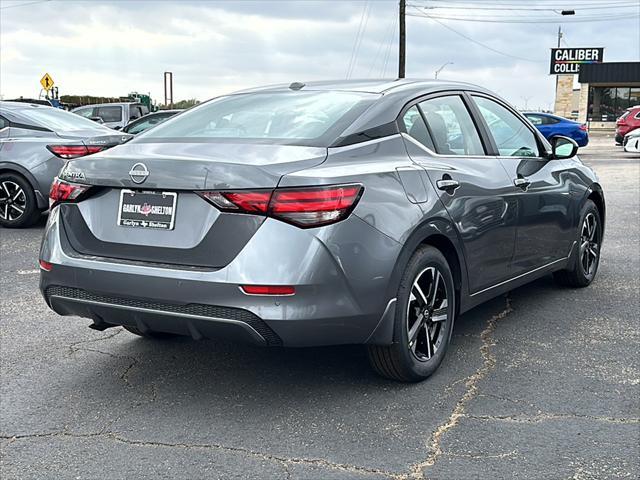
left=401, top=93, right=518, bottom=293
left=469, top=93, right=575, bottom=274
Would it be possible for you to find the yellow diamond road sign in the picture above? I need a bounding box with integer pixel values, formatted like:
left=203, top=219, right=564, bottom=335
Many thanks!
left=40, top=73, right=54, bottom=90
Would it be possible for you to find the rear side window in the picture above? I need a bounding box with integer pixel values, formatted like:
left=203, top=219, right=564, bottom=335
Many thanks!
left=525, top=114, right=544, bottom=126
left=473, top=96, right=539, bottom=157
left=95, top=106, right=123, bottom=123
left=74, top=107, right=95, bottom=118
left=418, top=96, right=485, bottom=156
left=0, top=116, right=7, bottom=129
left=402, top=106, right=435, bottom=151
left=130, top=105, right=144, bottom=120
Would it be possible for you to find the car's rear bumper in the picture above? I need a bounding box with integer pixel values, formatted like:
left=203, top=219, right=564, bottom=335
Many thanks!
left=39, top=207, right=402, bottom=347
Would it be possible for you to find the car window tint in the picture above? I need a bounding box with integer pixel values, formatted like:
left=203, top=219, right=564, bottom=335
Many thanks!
left=129, top=106, right=143, bottom=120
left=402, top=106, right=435, bottom=151
left=95, top=106, right=123, bottom=123
left=0, top=116, right=7, bottom=129
left=526, top=114, right=543, bottom=126
left=545, top=116, right=561, bottom=125
left=139, top=91, right=379, bottom=145
left=418, top=96, right=484, bottom=156
left=473, top=96, right=539, bottom=157
left=128, top=117, right=161, bottom=134
left=18, top=106, right=109, bottom=132
left=74, top=107, right=95, bottom=118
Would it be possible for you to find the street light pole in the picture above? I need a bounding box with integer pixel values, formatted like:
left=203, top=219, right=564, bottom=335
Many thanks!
left=399, top=0, right=406, bottom=78
left=435, top=62, right=453, bottom=79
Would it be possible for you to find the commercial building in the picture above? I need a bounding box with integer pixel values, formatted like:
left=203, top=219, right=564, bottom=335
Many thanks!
left=577, top=62, right=640, bottom=128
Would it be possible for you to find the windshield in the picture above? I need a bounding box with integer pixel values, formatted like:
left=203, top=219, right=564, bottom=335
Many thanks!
left=137, top=91, right=379, bottom=146
left=19, top=106, right=110, bottom=132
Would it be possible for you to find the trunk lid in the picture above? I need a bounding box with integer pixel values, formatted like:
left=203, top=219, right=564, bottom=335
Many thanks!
left=57, top=141, right=327, bottom=269
left=61, top=142, right=327, bottom=190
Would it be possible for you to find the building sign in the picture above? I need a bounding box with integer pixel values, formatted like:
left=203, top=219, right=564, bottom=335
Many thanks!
left=550, top=48, right=604, bottom=75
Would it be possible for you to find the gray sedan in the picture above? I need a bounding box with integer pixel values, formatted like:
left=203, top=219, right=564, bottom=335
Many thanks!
left=40, top=80, right=604, bottom=381
left=0, top=102, right=132, bottom=227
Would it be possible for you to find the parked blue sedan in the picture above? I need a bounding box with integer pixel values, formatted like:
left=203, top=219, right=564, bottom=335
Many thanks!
left=523, top=112, right=589, bottom=147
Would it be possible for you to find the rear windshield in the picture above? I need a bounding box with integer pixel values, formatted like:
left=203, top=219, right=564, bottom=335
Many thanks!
left=18, top=106, right=109, bottom=132
left=136, top=91, right=379, bottom=146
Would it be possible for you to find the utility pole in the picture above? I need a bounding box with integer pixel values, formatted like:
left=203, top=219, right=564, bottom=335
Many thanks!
left=399, top=0, right=406, bottom=78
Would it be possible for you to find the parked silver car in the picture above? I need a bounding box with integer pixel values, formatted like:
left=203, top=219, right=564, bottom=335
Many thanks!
left=40, top=80, right=604, bottom=381
left=72, top=102, right=149, bottom=130
left=0, top=102, right=132, bottom=227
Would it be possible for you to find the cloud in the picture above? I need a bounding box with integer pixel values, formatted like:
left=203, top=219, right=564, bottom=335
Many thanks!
left=0, top=0, right=637, bottom=110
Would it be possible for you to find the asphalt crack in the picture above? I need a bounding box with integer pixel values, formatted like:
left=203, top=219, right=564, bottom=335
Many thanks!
left=0, top=430, right=399, bottom=479
left=465, top=413, right=640, bottom=425
left=66, top=329, right=139, bottom=385
left=405, top=295, right=514, bottom=479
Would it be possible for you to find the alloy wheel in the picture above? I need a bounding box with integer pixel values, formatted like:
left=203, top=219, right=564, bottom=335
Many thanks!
left=406, top=266, right=449, bottom=361
left=580, top=212, right=599, bottom=276
left=0, top=181, right=27, bottom=222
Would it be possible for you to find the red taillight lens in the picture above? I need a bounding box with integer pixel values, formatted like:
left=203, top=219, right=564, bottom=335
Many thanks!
left=270, top=185, right=363, bottom=227
left=241, top=285, right=295, bottom=295
left=579, top=124, right=588, bottom=131
left=47, top=145, right=105, bottom=159
left=49, top=177, right=90, bottom=207
left=39, top=260, right=53, bottom=272
left=197, top=184, right=363, bottom=228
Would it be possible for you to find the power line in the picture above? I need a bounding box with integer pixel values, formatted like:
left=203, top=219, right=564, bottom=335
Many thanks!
left=408, top=1, right=638, bottom=11
left=409, top=8, right=543, bottom=63
left=0, top=0, right=51, bottom=9
left=346, top=0, right=372, bottom=79
left=407, top=10, right=639, bottom=23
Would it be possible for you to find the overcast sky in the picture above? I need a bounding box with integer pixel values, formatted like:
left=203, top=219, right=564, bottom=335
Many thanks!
left=1, top=0, right=639, bottom=110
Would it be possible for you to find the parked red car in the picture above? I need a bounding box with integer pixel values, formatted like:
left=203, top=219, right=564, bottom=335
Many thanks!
left=615, top=105, right=640, bottom=144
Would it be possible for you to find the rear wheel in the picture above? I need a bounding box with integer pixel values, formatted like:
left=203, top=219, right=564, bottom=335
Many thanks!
left=0, top=173, right=41, bottom=228
left=554, top=200, right=602, bottom=287
left=123, top=325, right=180, bottom=339
left=368, top=246, right=455, bottom=382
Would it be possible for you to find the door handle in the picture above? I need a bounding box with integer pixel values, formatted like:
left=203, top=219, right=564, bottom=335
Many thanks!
left=436, top=178, right=460, bottom=192
left=514, top=177, right=531, bottom=190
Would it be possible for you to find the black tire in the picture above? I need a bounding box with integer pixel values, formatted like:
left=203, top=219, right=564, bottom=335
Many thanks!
left=123, top=325, right=180, bottom=339
left=0, top=172, right=41, bottom=228
left=367, top=246, right=456, bottom=382
left=554, top=199, right=602, bottom=288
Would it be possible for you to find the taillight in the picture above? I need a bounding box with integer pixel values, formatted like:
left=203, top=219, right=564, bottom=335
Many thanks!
left=270, top=185, right=363, bottom=227
left=579, top=124, right=588, bottom=131
left=197, top=184, right=363, bottom=228
left=47, top=145, right=105, bottom=159
left=49, top=177, right=90, bottom=208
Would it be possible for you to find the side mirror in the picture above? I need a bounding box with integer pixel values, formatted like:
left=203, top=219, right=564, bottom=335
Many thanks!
left=550, top=135, right=578, bottom=160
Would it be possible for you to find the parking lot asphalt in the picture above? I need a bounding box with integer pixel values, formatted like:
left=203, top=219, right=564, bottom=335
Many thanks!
left=1, top=134, right=638, bottom=480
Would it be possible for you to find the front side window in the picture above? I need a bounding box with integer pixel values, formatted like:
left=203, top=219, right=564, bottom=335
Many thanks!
left=95, top=106, right=123, bottom=123
left=473, top=96, right=539, bottom=157
left=402, top=105, right=434, bottom=150
left=138, top=91, right=379, bottom=146
left=418, top=96, right=485, bottom=156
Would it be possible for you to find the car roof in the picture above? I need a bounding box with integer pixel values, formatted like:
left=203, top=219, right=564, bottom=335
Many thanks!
left=0, top=100, right=53, bottom=111
left=73, top=102, right=142, bottom=110
left=235, top=78, right=490, bottom=95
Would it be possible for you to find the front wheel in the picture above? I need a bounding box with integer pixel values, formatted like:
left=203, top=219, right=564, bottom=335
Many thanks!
left=554, top=199, right=602, bottom=287
left=368, top=246, right=455, bottom=382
